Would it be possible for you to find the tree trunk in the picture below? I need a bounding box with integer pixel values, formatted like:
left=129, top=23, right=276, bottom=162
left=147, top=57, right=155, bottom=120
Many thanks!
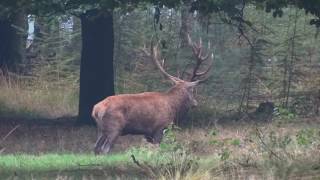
left=77, top=10, right=115, bottom=125
left=0, top=12, right=26, bottom=73
left=180, top=0, right=193, bottom=48
left=179, top=1, right=195, bottom=81
left=0, top=19, right=12, bottom=71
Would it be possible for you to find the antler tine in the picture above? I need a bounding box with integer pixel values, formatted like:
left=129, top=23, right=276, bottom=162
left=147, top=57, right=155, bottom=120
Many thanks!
left=195, top=55, right=214, bottom=76
left=198, top=41, right=212, bottom=61
left=187, top=34, right=214, bottom=82
left=188, top=35, right=204, bottom=63
left=187, top=34, right=198, bottom=58
left=198, top=38, right=203, bottom=60
left=141, top=43, right=150, bottom=56
left=150, top=41, right=181, bottom=83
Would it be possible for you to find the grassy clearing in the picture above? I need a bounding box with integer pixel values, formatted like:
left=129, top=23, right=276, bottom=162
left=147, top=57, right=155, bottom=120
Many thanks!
left=0, top=120, right=320, bottom=179
left=0, top=74, right=78, bottom=119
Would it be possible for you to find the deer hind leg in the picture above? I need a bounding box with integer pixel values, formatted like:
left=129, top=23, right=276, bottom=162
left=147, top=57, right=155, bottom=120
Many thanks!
left=94, top=134, right=108, bottom=155
left=95, top=113, right=123, bottom=154
left=94, top=132, right=119, bottom=155
left=94, top=127, right=105, bottom=154
left=101, top=131, right=119, bottom=154
left=94, top=127, right=102, bottom=146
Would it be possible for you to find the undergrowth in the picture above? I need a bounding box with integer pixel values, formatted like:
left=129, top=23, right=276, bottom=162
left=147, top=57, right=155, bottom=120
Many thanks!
left=0, top=74, right=78, bottom=119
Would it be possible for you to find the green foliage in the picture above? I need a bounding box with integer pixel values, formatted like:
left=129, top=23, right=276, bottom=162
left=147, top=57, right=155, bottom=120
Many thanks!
left=296, top=129, right=317, bottom=146
left=209, top=129, right=219, bottom=136
left=275, top=107, right=296, bottom=122
left=156, top=150, right=200, bottom=179
left=230, top=139, right=241, bottom=146
left=267, top=130, right=292, bottom=150
left=209, top=139, right=221, bottom=146
left=160, top=124, right=183, bottom=152
left=128, top=140, right=200, bottom=179
left=208, top=128, right=241, bottom=147
left=246, top=126, right=320, bottom=179
left=250, top=126, right=320, bottom=169
left=219, top=148, right=230, bottom=161
left=209, top=138, right=241, bottom=147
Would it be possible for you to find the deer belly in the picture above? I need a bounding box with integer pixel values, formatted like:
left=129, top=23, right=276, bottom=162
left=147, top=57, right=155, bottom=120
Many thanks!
left=121, top=122, right=153, bottom=136
left=121, top=127, right=152, bottom=136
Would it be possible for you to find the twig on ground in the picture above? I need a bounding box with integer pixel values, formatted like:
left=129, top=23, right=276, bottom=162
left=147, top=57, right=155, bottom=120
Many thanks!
left=131, top=154, right=141, bottom=167
left=255, top=127, right=282, bottom=161
left=131, top=154, right=156, bottom=177
left=0, top=125, right=20, bottom=154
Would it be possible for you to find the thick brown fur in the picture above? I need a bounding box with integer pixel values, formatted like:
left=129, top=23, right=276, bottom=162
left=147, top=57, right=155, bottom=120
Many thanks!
left=92, top=81, right=197, bottom=154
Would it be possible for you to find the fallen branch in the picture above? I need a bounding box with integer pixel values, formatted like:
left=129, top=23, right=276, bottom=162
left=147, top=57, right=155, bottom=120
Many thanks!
left=0, top=125, right=20, bottom=154
left=131, top=154, right=141, bottom=167
left=255, top=127, right=282, bottom=161
left=130, top=154, right=156, bottom=177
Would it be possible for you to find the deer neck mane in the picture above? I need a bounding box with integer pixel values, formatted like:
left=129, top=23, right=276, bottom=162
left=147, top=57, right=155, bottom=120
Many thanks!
left=166, top=84, right=192, bottom=115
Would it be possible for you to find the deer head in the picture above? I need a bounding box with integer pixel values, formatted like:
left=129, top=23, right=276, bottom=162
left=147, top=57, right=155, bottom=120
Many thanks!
left=142, top=35, right=214, bottom=107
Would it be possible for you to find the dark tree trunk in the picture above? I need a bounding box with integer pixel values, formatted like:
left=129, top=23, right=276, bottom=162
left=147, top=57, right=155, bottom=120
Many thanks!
left=0, top=20, right=13, bottom=71
left=0, top=12, right=26, bottom=73
left=78, top=10, right=115, bottom=125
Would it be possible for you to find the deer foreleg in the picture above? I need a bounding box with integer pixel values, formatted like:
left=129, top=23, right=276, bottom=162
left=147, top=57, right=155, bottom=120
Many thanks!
left=152, top=128, right=165, bottom=144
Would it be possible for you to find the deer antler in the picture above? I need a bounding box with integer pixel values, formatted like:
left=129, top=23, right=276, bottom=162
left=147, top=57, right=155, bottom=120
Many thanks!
left=187, top=34, right=214, bottom=83
left=141, top=40, right=181, bottom=83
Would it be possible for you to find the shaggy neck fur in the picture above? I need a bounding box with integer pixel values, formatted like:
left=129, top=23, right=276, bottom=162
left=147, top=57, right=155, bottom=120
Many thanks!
left=166, top=83, right=194, bottom=122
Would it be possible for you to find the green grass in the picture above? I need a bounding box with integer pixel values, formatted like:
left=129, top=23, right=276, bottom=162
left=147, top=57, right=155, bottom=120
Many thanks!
left=0, top=153, right=130, bottom=173
left=0, top=152, right=155, bottom=179
left=0, top=150, right=215, bottom=179
left=0, top=148, right=175, bottom=173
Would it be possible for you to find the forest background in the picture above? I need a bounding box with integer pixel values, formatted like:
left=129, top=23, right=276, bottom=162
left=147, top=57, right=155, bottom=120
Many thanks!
left=0, top=0, right=320, bottom=179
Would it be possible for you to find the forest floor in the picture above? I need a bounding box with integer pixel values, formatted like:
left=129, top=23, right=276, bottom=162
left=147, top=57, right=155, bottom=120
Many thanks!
left=0, top=116, right=320, bottom=179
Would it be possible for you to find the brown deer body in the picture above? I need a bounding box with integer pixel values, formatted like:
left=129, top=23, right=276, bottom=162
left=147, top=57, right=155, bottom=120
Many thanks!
left=92, top=82, right=197, bottom=154
left=92, top=36, right=213, bottom=154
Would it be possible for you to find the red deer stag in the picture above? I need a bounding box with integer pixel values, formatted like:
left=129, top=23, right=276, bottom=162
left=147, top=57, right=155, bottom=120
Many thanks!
left=92, top=35, right=213, bottom=154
